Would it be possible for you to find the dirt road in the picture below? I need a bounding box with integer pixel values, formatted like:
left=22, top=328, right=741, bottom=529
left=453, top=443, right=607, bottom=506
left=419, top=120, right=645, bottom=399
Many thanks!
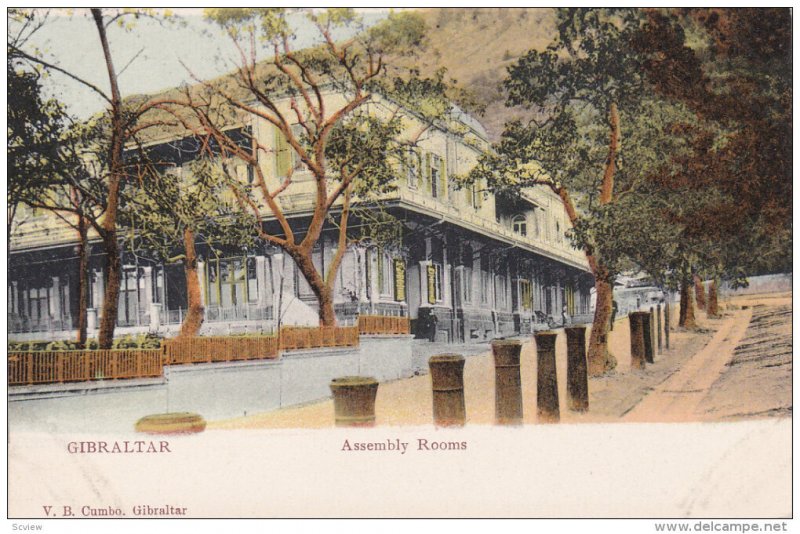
left=697, top=299, right=792, bottom=421
left=623, top=308, right=753, bottom=422
left=210, top=293, right=791, bottom=429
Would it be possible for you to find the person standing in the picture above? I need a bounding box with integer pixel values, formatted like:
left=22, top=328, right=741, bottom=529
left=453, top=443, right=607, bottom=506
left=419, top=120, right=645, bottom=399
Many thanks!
left=610, top=299, right=618, bottom=331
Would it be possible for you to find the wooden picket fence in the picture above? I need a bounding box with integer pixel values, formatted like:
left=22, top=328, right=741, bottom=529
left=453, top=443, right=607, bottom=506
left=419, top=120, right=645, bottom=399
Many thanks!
left=162, top=336, right=279, bottom=365
left=358, top=315, right=410, bottom=335
left=278, top=325, right=359, bottom=350
left=7, top=349, right=164, bottom=386
left=9, top=325, right=361, bottom=384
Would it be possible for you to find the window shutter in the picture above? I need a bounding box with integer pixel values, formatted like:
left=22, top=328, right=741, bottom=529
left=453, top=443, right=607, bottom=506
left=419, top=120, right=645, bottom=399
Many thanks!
left=416, top=150, right=423, bottom=189
left=274, top=126, right=290, bottom=178
left=476, top=180, right=483, bottom=209
left=425, top=153, right=432, bottom=194
left=393, top=259, right=406, bottom=302
left=427, top=264, right=437, bottom=304
left=439, top=156, right=447, bottom=200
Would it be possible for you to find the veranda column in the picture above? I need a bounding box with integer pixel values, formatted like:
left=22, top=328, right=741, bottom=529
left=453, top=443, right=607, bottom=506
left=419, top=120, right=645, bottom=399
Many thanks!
left=255, top=256, right=268, bottom=307
left=92, top=268, right=104, bottom=316
left=50, top=276, right=61, bottom=329
left=142, top=266, right=153, bottom=325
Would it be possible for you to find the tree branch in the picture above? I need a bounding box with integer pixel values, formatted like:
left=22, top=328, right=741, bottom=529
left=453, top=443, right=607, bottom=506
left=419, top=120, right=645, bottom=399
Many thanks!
left=7, top=43, right=112, bottom=104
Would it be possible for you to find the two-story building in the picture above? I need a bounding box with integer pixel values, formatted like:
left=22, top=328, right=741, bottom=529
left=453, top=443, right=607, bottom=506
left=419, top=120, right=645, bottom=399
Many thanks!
left=8, top=90, right=593, bottom=343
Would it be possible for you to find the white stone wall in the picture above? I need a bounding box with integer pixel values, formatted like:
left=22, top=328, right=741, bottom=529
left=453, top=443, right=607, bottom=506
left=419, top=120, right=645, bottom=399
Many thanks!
left=8, top=336, right=415, bottom=434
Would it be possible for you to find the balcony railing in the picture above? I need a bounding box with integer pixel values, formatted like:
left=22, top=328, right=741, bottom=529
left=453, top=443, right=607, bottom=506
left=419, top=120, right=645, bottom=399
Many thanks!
left=334, top=302, right=407, bottom=320
left=161, top=304, right=273, bottom=325
left=117, top=307, right=150, bottom=327
left=8, top=313, right=74, bottom=334
left=398, top=188, right=586, bottom=266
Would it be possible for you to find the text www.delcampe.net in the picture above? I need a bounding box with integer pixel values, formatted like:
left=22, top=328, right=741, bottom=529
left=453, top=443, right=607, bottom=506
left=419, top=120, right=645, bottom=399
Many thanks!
left=655, top=522, right=789, bottom=532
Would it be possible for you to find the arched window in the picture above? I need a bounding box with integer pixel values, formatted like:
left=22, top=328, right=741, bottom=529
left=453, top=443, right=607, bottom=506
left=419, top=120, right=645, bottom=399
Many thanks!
left=511, top=214, right=527, bottom=236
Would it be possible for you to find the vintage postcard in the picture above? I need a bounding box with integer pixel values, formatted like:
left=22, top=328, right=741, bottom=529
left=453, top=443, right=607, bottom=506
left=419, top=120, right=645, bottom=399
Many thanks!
left=6, top=6, right=792, bottom=527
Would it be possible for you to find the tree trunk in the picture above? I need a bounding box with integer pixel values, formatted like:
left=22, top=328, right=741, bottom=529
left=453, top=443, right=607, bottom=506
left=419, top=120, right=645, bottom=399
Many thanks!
left=75, top=215, right=89, bottom=349
left=179, top=228, right=205, bottom=337
left=707, top=279, right=720, bottom=318
left=679, top=276, right=697, bottom=329
left=97, top=232, right=121, bottom=348
left=694, top=274, right=707, bottom=310
left=587, top=274, right=617, bottom=376
left=555, top=187, right=616, bottom=376
left=318, top=284, right=336, bottom=326
left=93, top=9, right=125, bottom=349
left=585, top=101, right=620, bottom=375
left=293, top=248, right=336, bottom=326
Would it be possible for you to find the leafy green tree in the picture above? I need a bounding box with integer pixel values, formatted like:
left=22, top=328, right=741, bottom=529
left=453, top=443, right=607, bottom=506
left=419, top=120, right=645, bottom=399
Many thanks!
left=8, top=14, right=97, bottom=345
left=466, top=8, right=701, bottom=374
left=7, top=10, right=70, bottom=243
left=120, top=155, right=256, bottom=337
left=150, top=8, right=452, bottom=326
left=630, top=8, right=791, bottom=321
left=9, top=8, right=178, bottom=348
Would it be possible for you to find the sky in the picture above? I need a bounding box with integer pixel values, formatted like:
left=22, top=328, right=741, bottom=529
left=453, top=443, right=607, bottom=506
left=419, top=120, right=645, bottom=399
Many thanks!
left=11, top=8, right=391, bottom=119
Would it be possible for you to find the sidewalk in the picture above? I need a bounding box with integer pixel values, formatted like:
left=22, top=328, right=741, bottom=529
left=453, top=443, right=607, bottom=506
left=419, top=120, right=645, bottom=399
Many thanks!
left=210, top=303, right=736, bottom=429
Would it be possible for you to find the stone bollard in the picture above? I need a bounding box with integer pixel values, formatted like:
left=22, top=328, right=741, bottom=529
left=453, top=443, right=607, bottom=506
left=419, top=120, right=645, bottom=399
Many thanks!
left=428, top=354, right=466, bottom=427
left=330, top=376, right=379, bottom=427
left=535, top=331, right=560, bottom=423
left=657, top=304, right=663, bottom=354
left=664, top=299, right=671, bottom=350
left=565, top=327, right=589, bottom=413
left=642, top=311, right=654, bottom=364
left=491, top=339, right=523, bottom=425
left=629, top=312, right=648, bottom=370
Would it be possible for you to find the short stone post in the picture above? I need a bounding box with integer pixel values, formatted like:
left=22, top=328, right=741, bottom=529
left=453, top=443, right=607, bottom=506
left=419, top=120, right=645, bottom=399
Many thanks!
left=664, top=299, right=671, bottom=350
left=491, top=340, right=523, bottom=425
left=535, top=331, right=560, bottom=422
left=565, top=327, right=588, bottom=412
left=330, top=376, right=379, bottom=427
left=657, top=304, right=663, bottom=354
left=428, top=354, right=466, bottom=427
left=629, top=312, right=647, bottom=370
left=642, top=311, right=654, bottom=364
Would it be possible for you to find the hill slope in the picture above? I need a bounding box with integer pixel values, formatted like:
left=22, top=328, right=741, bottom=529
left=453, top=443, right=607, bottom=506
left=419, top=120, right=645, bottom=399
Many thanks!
left=411, top=8, right=557, bottom=141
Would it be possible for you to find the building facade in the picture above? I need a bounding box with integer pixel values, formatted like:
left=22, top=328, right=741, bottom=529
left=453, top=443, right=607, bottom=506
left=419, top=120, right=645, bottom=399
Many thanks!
left=8, top=92, right=593, bottom=342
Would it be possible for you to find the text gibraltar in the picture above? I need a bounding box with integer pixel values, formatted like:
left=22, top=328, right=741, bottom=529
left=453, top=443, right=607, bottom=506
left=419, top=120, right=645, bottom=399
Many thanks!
left=67, top=440, right=171, bottom=453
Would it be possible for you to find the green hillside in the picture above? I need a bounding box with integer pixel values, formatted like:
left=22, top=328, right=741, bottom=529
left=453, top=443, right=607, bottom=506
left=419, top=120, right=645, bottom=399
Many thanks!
left=124, top=8, right=557, bottom=144
left=411, top=8, right=557, bottom=141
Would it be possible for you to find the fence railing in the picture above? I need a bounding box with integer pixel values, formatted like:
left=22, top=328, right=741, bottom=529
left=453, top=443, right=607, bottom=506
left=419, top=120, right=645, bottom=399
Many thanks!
left=358, top=315, right=411, bottom=335
left=8, top=349, right=163, bottom=386
left=8, top=313, right=75, bottom=334
left=10, top=325, right=362, bottom=384
left=162, top=336, right=279, bottom=365
left=162, top=325, right=358, bottom=366
left=278, top=325, right=359, bottom=350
